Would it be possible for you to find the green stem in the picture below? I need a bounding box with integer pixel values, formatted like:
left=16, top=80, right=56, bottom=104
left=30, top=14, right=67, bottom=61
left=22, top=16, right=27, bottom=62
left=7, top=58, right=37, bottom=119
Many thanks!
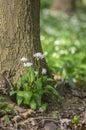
left=37, top=59, right=40, bottom=79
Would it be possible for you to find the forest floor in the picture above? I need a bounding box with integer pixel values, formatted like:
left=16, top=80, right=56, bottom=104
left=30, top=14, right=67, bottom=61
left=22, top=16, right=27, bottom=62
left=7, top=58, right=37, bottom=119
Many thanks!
left=0, top=83, right=86, bottom=130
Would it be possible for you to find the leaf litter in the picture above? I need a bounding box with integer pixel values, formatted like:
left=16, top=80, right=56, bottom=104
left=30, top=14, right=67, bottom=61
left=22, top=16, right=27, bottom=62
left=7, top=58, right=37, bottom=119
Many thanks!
left=0, top=84, right=86, bottom=130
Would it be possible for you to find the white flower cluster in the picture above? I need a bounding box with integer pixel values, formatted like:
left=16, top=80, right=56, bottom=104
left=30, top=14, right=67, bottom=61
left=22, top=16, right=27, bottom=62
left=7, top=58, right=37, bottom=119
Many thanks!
left=20, top=52, right=47, bottom=68
left=33, top=52, right=45, bottom=60
left=24, top=62, right=33, bottom=67
left=20, top=57, right=33, bottom=67
left=20, top=57, right=27, bottom=62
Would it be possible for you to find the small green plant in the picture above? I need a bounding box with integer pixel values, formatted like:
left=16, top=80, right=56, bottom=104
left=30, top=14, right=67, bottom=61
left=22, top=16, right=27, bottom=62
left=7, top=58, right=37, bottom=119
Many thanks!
left=73, top=115, right=79, bottom=125
left=0, top=96, right=14, bottom=116
left=10, top=53, right=61, bottom=111
left=4, top=115, right=11, bottom=125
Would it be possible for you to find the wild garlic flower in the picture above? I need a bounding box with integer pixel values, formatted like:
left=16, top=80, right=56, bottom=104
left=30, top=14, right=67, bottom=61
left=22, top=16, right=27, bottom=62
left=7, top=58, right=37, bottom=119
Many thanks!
left=24, top=62, right=33, bottom=67
left=20, top=57, right=27, bottom=62
left=33, top=52, right=45, bottom=60
left=42, top=68, right=47, bottom=74
left=44, top=51, right=48, bottom=56
left=35, top=71, right=38, bottom=76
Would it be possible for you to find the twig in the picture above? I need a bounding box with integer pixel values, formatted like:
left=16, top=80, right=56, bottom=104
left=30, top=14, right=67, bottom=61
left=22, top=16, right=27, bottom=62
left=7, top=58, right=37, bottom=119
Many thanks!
left=28, top=116, right=59, bottom=124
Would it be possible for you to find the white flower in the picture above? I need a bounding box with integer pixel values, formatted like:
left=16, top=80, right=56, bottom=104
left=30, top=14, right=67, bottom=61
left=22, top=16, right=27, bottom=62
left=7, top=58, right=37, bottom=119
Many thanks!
left=20, top=57, right=27, bottom=62
left=70, top=47, right=76, bottom=54
left=42, top=68, right=47, bottom=74
left=33, top=52, right=45, bottom=60
left=39, top=107, right=44, bottom=112
left=35, top=71, right=38, bottom=76
left=52, top=53, right=59, bottom=58
left=44, top=51, right=48, bottom=56
left=24, top=62, right=33, bottom=67
left=60, top=50, right=68, bottom=55
left=54, top=40, right=60, bottom=45
left=55, top=46, right=59, bottom=51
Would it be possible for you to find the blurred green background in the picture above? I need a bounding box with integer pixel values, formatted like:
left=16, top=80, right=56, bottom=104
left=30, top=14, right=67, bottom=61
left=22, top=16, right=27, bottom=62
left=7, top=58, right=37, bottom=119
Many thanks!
left=40, top=0, right=86, bottom=88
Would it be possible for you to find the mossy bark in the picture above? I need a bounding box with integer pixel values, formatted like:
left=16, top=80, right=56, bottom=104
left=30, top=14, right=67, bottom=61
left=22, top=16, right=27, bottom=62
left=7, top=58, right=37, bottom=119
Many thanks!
left=0, top=0, right=47, bottom=84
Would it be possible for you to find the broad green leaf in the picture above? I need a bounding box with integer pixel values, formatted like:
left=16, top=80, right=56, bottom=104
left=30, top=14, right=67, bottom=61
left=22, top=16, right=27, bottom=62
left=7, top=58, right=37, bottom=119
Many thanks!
left=44, top=85, right=58, bottom=95
left=17, top=91, right=24, bottom=97
left=34, top=93, right=41, bottom=107
left=30, top=99, right=37, bottom=110
left=20, top=74, right=26, bottom=87
left=73, top=116, right=79, bottom=125
left=27, top=67, right=35, bottom=83
left=23, top=91, right=32, bottom=105
left=45, top=85, right=62, bottom=102
left=68, top=77, right=76, bottom=88
left=42, top=76, right=47, bottom=82
left=23, top=83, right=30, bottom=91
left=41, top=103, right=48, bottom=112
left=35, top=78, right=42, bottom=90
left=17, top=96, right=23, bottom=106
left=10, top=91, right=16, bottom=96
left=16, top=91, right=24, bottom=105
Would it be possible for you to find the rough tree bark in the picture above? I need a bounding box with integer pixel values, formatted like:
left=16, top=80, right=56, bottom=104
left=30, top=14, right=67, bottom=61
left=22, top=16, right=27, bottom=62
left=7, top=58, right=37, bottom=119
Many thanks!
left=0, top=0, right=47, bottom=85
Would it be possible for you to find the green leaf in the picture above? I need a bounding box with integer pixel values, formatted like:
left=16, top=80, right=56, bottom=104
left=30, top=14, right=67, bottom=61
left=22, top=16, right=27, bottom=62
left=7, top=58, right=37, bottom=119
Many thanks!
left=23, top=91, right=32, bottom=105
left=42, top=76, right=47, bottom=82
left=41, top=103, right=48, bottom=112
left=30, top=99, right=37, bottom=110
left=45, top=85, right=62, bottom=102
left=27, top=67, right=35, bottom=83
left=34, top=93, right=42, bottom=107
left=73, top=116, right=79, bottom=125
left=24, top=83, right=30, bottom=91
left=10, top=91, right=16, bottom=96
left=68, top=77, right=76, bottom=88
left=17, top=91, right=24, bottom=97
left=45, top=85, right=58, bottom=96
left=16, top=91, right=24, bottom=105
left=20, top=74, right=26, bottom=87
left=35, top=78, right=42, bottom=90
left=17, top=96, right=23, bottom=106
left=47, top=78, right=54, bottom=81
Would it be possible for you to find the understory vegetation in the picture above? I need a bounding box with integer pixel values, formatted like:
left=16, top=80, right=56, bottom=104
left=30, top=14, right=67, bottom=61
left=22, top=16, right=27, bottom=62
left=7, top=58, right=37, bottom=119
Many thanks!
left=10, top=54, right=61, bottom=111
left=40, top=9, right=86, bottom=88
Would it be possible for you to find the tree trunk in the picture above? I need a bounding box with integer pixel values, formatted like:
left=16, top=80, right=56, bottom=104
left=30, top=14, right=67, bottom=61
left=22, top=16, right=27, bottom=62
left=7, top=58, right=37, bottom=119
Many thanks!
left=71, top=0, right=76, bottom=11
left=51, top=0, right=83, bottom=13
left=0, top=0, right=47, bottom=84
left=51, top=0, right=71, bottom=12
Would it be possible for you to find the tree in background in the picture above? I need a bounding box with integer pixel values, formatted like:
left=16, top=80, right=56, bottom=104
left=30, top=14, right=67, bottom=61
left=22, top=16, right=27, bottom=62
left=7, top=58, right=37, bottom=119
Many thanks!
left=0, top=0, right=47, bottom=84
left=51, top=0, right=83, bottom=13
left=71, top=0, right=83, bottom=11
